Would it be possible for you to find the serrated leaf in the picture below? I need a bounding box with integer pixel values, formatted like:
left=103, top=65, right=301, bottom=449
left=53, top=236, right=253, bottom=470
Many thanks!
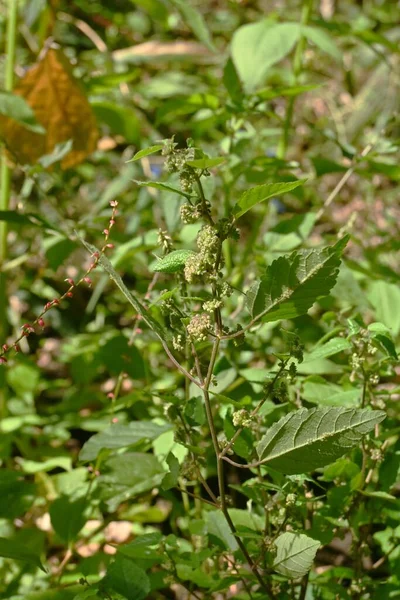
left=134, top=180, right=189, bottom=197
left=169, top=0, right=216, bottom=52
left=0, top=48, right=98, bottom=168
left=234, top=180, right=305, bottom=219
left=273, top=532, right=320, bottom=578
left=0, top=91, right=45, bottom=133
left=151, top=249, right=196, bottom=273
left=79, top=421, right=172, bottom=461
left=0, top=537, right=46, bottom=572
left=247, top=236, right=349, bottom=323
left=104, top=556, right=150, bottom=600
left=126, top=144, right=163, bottom=162
left=79, top=237, right=168, bottom=341
left=186, top=157, right=226, bottom=169
left=257, top=407, right=386, bottom=474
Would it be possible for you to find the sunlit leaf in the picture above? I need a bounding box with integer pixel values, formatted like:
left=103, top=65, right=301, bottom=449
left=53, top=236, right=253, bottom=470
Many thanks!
left=247, top=236, right=349, bottom=322
left=257, top=407, right=386, bottom=474
left=274, top=532, right=320, bottom=578
left=234, top=180, right=305, bottom=219
left=231, top=21, right=300, bottom=92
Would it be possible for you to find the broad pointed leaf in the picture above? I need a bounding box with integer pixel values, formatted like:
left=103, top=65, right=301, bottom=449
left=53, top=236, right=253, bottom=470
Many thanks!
left=80, top=421, right=172, bottom=461
left=234, top=180, right=305, bottom=219
left=257, top=406, right=386, bottom=474
left=273, top=532, right=320, bottom=578
left=0, top=537, right=46, bottom=572
left=247, top=236, right=349, bottom=323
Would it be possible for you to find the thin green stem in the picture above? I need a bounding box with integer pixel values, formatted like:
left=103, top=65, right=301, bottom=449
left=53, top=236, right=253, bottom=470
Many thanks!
left=0, top=0, right=18, bottom=418
left=277, top=0, right=314, bottom=159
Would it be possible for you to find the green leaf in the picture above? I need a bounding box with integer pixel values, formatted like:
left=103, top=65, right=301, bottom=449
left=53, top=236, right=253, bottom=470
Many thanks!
left=161, top=452, right=180, bottom=490
left=117, top=532, right=162, bottom=560
left=98, top=452, right=165, bottom=511
left=79, top=421, right=172, bottom=461
left=91, top=101, right=140, bottom=144
left=151, top=249, right=196, bottom=273
left=0, top=91, right=45, bottom=133
left=234, top=180, right=305, bottom=219
left=303, top=338, right=352, bottom=362
left=17, top=457, right=72, bottom=473
left=223, top=58, right=242, bottom=102
left=186, top=157, right=226, bottom=169
left=50, top=495, right=87, bottom=544
left=302, top=26, right=342, bottom=62
left=104, top=556, right=150, bottom=600
left=302, top=377, right=359, bottom=407
left=368, top=281, right=400, bottom=337
left=168, top=0, right=216, bottom=52
left=257, top=407, right=386, bottom=474
left=72, top=589, right=101, bottom=600
left=79, top=238, right=168, bottom=341
left=134, top=180, right=189, bottom=197
left=126, top=144, right=163, bottom=162
left=0, top=536, right=46, bottom=572
left=273, top=532, right=320, bottom=578
left=231, top=21, right=300, bottom=92
left=206, top=511, right=238, bottom=551
left=247, top=236, right=349, bottom=323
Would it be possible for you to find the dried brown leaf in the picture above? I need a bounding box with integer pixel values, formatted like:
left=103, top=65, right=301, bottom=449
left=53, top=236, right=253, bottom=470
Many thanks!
left=0, top=47, right=99, bottom=169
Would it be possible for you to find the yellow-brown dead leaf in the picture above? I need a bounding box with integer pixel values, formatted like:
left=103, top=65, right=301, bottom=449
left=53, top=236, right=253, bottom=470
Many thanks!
left=0, top=47, right=99, bottom=169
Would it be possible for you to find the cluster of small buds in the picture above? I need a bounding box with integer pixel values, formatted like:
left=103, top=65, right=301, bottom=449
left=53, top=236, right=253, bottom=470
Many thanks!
left=197, top=225, right=219, bottom=255
left=287, top=361, right=298, bottom=381
left=289, top=336, right=304, bottom=363
left=351, top=352, right=366, bottom=370
left=183, top=253, right=204, bottom=284
left=21, top=323, right=35, bottom=335
left=186, top=313, right=211, bottom=342
left=180, top=203, right=201, bottom=224
left=348, top=581, right=364, bottom=596
left=219, top=281, right=233, bottom=297
left=161, top=137, right=177, bottom=156
left=202, top=299, right=222, bottom=313
left=371, top=397, right=385, bottom=410
left=179, top=167, right=196, bottom=193
left=273, top=381, right=289, bottom=403
left=369, top=373, right=380, bottom=385
left=285, top=493, right=297, bottom=507
left=157, top=229, right=173, bottom=253
left=370, top=448, right=383, bottom=462
left=232, top=409, right=252, bottom=428
left=172, top=334, right=184, bottom=352
left=218, top=434, right=234, bottom=455
left=367, top=342, right=377, bottom=355
left=183, top=225, right=221, bottom=284
left=181, top=458, right=198, bottom=480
